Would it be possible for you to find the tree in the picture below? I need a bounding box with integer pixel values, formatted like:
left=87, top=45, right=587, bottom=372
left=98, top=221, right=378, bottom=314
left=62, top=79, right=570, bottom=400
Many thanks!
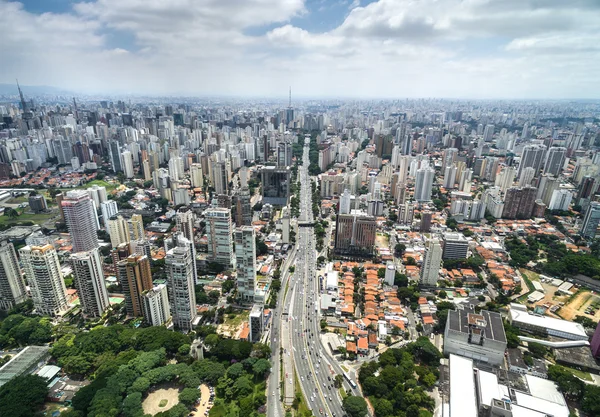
left=582, top=385, right=600, bottom=416
left=0, top=374, right=49, bottom=417
left=252, top=358, right=271, bottom=377
left=438, top=290, right=447, bottom=299
left=446, top=218, right=458, bottom=230
left=343, top=395, right=368, bottom=417
left=395, top=243, right=406, bottom=257
left=179, top=387, right=200, bottom=407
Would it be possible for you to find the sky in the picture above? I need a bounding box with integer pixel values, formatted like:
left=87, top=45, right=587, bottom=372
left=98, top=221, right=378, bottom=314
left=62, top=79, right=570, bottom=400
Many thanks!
left=2, top=0, right=600, bottom=99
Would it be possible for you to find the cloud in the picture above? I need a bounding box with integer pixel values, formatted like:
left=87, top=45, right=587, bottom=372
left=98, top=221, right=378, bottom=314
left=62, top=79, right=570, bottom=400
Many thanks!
left=0, top=0, right=599, bottom=98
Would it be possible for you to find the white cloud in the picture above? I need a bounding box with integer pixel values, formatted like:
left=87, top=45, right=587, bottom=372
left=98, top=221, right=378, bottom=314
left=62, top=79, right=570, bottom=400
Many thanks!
left=0, top=0, right=599, bottom=98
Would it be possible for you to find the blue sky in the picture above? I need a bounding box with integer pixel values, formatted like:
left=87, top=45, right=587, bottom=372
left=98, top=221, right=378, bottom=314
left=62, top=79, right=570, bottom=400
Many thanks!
left=2, top=0, right=600, bottom=98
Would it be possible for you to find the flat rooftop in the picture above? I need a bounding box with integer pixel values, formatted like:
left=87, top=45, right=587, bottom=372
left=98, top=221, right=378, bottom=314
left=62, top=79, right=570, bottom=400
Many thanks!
left=447, top=307, right=507, bottom=343
left=509, top=305, right=587, bottom=339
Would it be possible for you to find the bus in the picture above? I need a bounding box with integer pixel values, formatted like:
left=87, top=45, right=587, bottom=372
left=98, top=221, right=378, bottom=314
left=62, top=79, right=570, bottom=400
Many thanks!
left=343, top=372, right=357, bottom=389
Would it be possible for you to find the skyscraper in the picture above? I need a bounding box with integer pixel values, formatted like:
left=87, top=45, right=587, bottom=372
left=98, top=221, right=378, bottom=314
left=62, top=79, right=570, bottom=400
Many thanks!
left=62, top=190, right=99, bottom=252
left=518, top=166, right=536, bottom=187
left=190, top=163, right=204, bottom=188
left=334, top=211, right=377, bottom=256
left=235, top=226, right=257, bottom=302
left=234, top=187, right=252, bottom=227
left=176, top=209, right=198, bottom=283
left=502, top=186, right=537, bottom=219
left=87, top=184, right=107, bottom=208
left=100, top=200, right=118, bottom=229
left=70, top=248, right=110, bottom=318
left=205, top=207, right=233, bottom=268
left=543, top=147, right=567, bottom=176
left=117, top=254, right=153, bottom=317
left=130, top=214, right=145, bottom=241
left=165, top=234, right=197, bottom=331
left=414, top=167, right=435, bottom=202
left=121, top=150, right=134, bottom=178
left=420, top=238, right=442, bottom=287
left=0, top=241, right=27, bottom=311
left=580, top=202, right=600, bottom=239
left=443, top=164, right=457, bottom=189
left=548, top=189, right=573, bottom=212
left=109, top=140, right=122, bottom=173
left=20, top=241, right=69, bottom=316
left=495, top=166, right=516, bottom=192
left=517, top=144, right=547, bottom=177
left=143, top=284, right=171, bottom=327
left=108, top=215, right=131, bottom=248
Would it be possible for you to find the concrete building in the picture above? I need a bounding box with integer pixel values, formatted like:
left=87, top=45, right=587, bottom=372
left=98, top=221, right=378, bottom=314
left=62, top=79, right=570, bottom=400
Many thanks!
left=543, top=146, right=567, bottom=176
left=130, top=214, right=145, bottom=241
left=143, top=284, right=171, bottom=327
left=70, top=248, right=110, bottom=318
left=509, top=303, right=587, bottom=340
left=108, top=215, right=131, bottom=248
left=444, top=306, right=507, bottom=366
left=0, top=241, right=27, bottom=311
left=205, top=207, right=233, bottom=268
left=190, top=163, right=204, bottom=188
left=175, top=209, right=198, bottom=283
left=502, top=186, right=537, bottom=219
left=117, top=254, right=153, bottom=317
left=420, top=238, right=442, bottom=287
left=334, top=210, right=377, bottom=257
left=62, top=190, right=99, bottom=252
left=235, top=226, right=257, bottom=303
left=87, top=184, right=107, bottom=208
left=517, top=144, right=547, bottom=177
left=384, top=261, right=395, bottom=286
left=234, top=187, right=252, bottom=227
left=339, top=189, right=352, bottom=215
left=414, top=166, right=435, bottom=202
left=442, top=232, right=469, bottom=260
left=165, top=234, right=197, bottom=332
left=121, top=150, right=134, bottom=178
left=28, top=194, right=47, bottom=213
left=281, top=207, right=290, bottom=244
left=261, top=166, right=290, bottom=205
left=548, top=189, right=573, bottom=211
left=249, top=304, right=264, bottom=342
left=579, top=201, right=600, bottom=239
left=100, top=200, right=118, bottom=229
left=20, top=243, right=69, bottom=316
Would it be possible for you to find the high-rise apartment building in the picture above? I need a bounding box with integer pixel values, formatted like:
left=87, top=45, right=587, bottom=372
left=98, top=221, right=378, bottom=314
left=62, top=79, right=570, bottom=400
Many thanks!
left=20, top=242, right=69, bottom=316
left=165, top=234, right=197, bottom=331
left=211, top=160, right=228, bottom=195
left=234, top=187, right=252, bottom=227
left=70, top=248, right=110, bottom=318
left=190, top=163, right=204, bottom=188
left=580, top=202, right=600, bottom=239
left=420, top=239, right=442, bottom=287
left=143, top=284, right=171, bottom=327
left=176, top=209, right=198, bottom=283
left=235, top=226, right=257, bottom=302
left=108, top=215, right=131, bottom=248
left=517, top=144, right=547, bottom=177
left=414, top=166, right=435, bottom=202
left=130, top=214, right=145, bottom=241
left=121, top=150, right=134, bottom=178
left=518, top=167, right=536, bottom=187
left=495, top=166, right=516, bottom=192
left=502, top=186, right=537, bottom=219
left=109, top=140, right=122, bottom=173
left=205, top=207, right=233, bottom=268
left=100, top=200, right=118, bottom=229
left=443, top=165, right=457, bottom=189
left=548, top=189, right=573, bottom=212
left=62, top=190, right=99, bottom=252
left=543, top=147, right=567, bottom=177
left=334, top=211, right=377, bottom=256
left=87, top=184, right=107, bottom=208
left=117, top=254, right=153, bottom=317
left=0, top=242, right=27, bottom=311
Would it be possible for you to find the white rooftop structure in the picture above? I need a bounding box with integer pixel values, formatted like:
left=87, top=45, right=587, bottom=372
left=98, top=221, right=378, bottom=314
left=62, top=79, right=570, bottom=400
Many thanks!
left=326, top=271, right=338, bottom=291
left=527, top=291, right=545, bottom=303
left=509, top=303, right=587, bottom=340
left=449, top=354, right=477, bottom=417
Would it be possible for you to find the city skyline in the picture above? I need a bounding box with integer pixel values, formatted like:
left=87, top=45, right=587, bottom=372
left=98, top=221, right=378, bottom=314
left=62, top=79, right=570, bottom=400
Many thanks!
left=1, top=0, right=600, bottom=99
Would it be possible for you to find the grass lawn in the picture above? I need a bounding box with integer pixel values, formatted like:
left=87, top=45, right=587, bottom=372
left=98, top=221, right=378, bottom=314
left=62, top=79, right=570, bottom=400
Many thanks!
left=520, top=268, right=541, bottom=282
left=223, top=311, right=249, bottom=327
left=294, top=371, right=311, bottom=416
left=209, top=404, right=227, bottom=417
left=339, top=387, right=347, bottom=400
left=0, top=210, right=58, bottom=226
left=563, top=366, right=593, bottom=381
left=158, top=399, right=168, bottom=407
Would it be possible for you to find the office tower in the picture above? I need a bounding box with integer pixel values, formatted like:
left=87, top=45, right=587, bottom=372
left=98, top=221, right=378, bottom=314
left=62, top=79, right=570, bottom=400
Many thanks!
left=483, top=124, right=494, bottom=142
left=70, top=248, right=110, bottom=318
left=518, top=167, right=535, bottom=187
left=20, top=242, right=69, bottom=316
left=340, top=189, right=352, bottom=215
left=543, top=147, right=567, bottom=176
left=28, top=195, right=47, bottom=213
left=261, top=166, right=291, bottom=205
left=496, top=166, right=516, bottom=192
left=443, top=165, right=457, bottom=189
left=87, top=184, right=107, bottom=208
left=109, top=140, right=122, bottom=173
left=168, top=156, right=184, bottom=182
left=277, top=142, right=292, bottom=166
left=176, top=209, right=198, bottom=282
left=100, top=200, right=118, bottom=229
left=234, top=187, right=252, bottom=227
left=414, top=167, right=435, bottom=202
left=517, top=144, right=547, bottom=177
left=165, top=235, right=197, bottom=331
left=420, top=239, right=442, bottom=287
left=239, top=166, right=249, bottom=188
left=442, top=233, right=469, bottom=259
left=0, top=242, right=27, bottom=310
left=580, top=202, right=600, bottom=239
left=548, top=189, right=573, bottom=211
left=121, top=151, right=134, bottom=178
left=62, top=190, right=99, bottom=252
left=108, top=215, right=131, bottom=247
left=205, top=207, right=233, bottom=268
left=128, top=215, right=144, bottom=242
left=117, top=254, right=153, bottom=317
left=143, top=284, right=171, bottom=327
left=235, top=226, right=257, bottom=303
left=190, top=163, right=204, bottom=188
left=249, top=304, right=264, bottom=342
left=211, top=160, right=228, bottom=195
left=502, top=186, right=537, bottom=219
left=334, top=211, right=377, bottom=256
left=400, top=123, right=412, bottom=155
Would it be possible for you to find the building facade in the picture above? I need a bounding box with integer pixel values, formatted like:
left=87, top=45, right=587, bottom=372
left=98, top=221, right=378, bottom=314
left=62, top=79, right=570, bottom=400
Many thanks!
left=70, top=248, right=110, bottom=318
left=0, top=242, right=27, bottom=311
left=235, top=226, right=257, bottom=302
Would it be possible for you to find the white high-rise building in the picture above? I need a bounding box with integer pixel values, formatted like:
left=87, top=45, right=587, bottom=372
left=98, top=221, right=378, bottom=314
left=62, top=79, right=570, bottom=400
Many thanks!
left=165, top=234, right=197, bottom=332
left=543, top=147, right=567, bottom=177
left=62, top=190, right=99, bottom=252
left=168, top=156, right=184, bottom=182
left=100, top=200, right=118, bottom=229
left=384, top=261, right=396, bottom=286
left=87, top=184, right=107, bottom=208
left=121, top=150, right=134, bottom=178
left=548, top=189, right=573, bottom=211
left=495, top=166, right=516, bottom=192
left=176, top=209, right=198, bottom=283
left=340, top=189, right=352, bottom=215
left=443, top=165, right=457, bottom=189
left=108, top=215, right=131, bottom=248
left=420, top=238, right=442, bottom=287
left=190, top=163, right=204, bottom=188
left=483, top=124, right=495, bottom=142
left=414, top=167, right=435, bottom=202
left=235, top=226, right=257, bottom=303
left=518, top=167, right=536, bottom=187
left=70, top=248, right=110, bottom=318
left=20, top=242, right=69, bottom=316
left=205, top=207, right=233, bottom=268
left=518, top=144, right=547, bottom=177
left=130, top=214, right=145, bottom=241
left=143, top=284, right=171, bottom=326
left=0, top=242, right=27, bottom=311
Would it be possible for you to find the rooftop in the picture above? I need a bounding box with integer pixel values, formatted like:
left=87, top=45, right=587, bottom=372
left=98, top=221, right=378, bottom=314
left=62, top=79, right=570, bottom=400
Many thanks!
left=447, top=306, right=507, bottom=343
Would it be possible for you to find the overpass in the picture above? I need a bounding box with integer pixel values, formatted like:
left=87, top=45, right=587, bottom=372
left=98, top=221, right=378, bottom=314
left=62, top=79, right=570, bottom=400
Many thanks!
left=518, top=336, right=590, bottom=349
